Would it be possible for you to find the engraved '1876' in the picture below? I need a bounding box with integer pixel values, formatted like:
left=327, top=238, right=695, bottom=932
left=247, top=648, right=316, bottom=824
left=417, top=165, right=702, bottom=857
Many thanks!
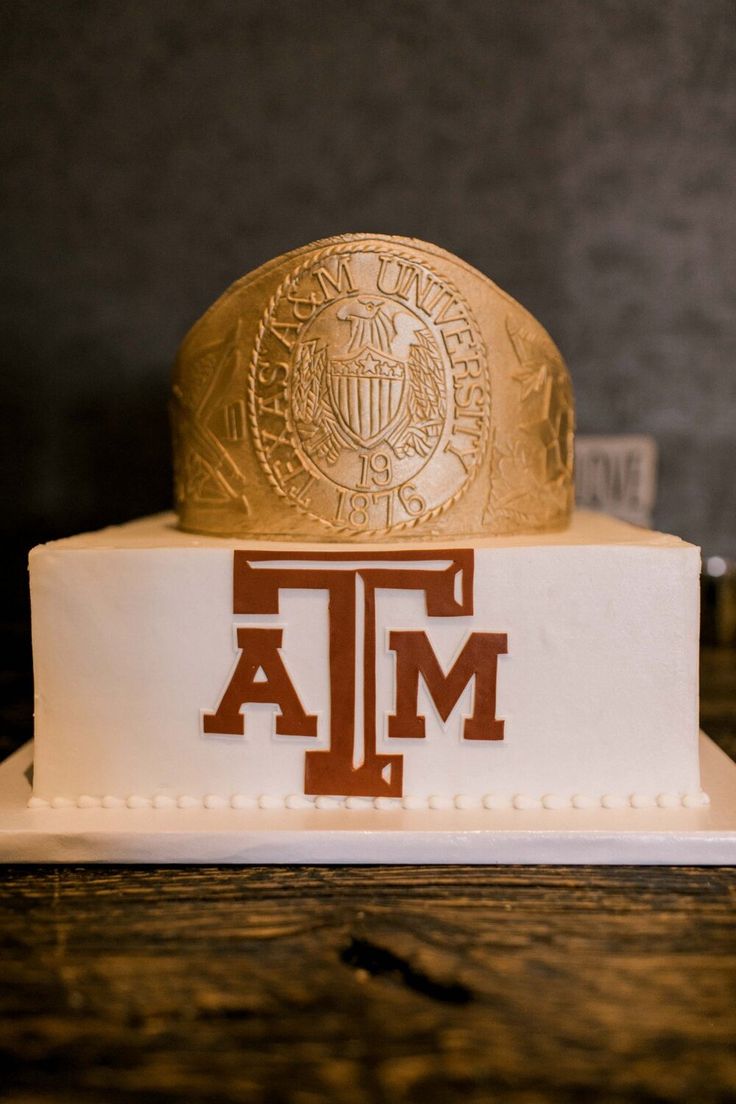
left=249, top=244, right=490, bottom=534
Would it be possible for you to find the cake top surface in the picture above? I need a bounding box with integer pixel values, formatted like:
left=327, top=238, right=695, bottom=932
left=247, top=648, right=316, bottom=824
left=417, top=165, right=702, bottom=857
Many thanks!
left=171, top=234, right=575, bottom=543
left=33, top=509, right=697, bottom=555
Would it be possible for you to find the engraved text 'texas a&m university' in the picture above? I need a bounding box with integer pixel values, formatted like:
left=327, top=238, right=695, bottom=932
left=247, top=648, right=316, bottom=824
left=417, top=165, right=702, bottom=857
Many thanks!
left=249, top=243, right=490, bottom=535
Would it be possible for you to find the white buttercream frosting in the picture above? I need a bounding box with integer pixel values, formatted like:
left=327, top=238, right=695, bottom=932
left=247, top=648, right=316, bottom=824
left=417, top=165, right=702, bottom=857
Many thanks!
left=27, top=510, right=703, bottom=816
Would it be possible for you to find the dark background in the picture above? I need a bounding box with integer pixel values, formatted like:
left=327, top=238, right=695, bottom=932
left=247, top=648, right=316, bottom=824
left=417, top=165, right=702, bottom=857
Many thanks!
left=2, top=0, right=735, bottom=589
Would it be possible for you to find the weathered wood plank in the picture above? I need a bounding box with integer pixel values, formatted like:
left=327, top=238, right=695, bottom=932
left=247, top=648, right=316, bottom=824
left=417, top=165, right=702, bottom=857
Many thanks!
left=1, top=865, right=735, bottom=1103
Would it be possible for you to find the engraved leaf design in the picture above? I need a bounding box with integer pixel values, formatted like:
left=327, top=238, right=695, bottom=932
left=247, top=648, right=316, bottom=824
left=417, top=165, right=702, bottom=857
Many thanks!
left=506, top=323, right=561, bottom=402
left=300, top=413, right=343, bottom=464
left=292, top=340, right=327, bottom=424
left=385, top=328, right=446, bottom=459
left=406, top=329, right=445, bottom=423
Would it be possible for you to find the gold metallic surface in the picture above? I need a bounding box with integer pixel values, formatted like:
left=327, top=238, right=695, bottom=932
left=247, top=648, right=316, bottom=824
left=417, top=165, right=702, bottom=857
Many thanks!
left=172, top=234, right=574, bottom=539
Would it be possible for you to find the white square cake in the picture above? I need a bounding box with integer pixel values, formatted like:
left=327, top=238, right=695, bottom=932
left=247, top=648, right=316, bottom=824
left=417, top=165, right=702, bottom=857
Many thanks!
left=28, top=509, right=703, bottom=812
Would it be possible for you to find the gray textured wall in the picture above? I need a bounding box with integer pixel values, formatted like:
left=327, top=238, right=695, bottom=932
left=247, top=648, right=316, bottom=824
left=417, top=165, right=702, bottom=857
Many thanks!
left=2, top=0, right=735, bottom=554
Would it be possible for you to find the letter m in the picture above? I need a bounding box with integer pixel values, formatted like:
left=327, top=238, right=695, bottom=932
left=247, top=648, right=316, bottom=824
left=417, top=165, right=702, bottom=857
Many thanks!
left=388, top=631, right=507, bottom=741
left=313, top=258, right=355, bottom=300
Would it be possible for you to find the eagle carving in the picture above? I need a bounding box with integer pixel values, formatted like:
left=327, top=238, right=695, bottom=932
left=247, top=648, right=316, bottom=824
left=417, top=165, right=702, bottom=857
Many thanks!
left=291, top=298, right=446, bottom=463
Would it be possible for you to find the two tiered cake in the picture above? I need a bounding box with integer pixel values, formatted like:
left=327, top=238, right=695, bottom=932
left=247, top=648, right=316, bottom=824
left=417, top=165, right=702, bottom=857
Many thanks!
left=28, top=235, right=705, bottom=813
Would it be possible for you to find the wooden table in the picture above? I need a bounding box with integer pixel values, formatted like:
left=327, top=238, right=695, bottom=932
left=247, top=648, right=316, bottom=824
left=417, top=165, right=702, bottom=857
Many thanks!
left=1, top=647, right=735, bottom=1104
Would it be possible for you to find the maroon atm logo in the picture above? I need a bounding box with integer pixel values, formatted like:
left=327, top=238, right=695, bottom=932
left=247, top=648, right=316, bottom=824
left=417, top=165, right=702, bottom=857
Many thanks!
left=203, top=550, right=507, bottom=798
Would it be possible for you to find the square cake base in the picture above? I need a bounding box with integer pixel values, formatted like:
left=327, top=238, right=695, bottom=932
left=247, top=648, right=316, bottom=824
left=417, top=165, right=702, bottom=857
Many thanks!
left=29, top=510, right=702, bottom=809
left=1, top=734, right=734, bottom=864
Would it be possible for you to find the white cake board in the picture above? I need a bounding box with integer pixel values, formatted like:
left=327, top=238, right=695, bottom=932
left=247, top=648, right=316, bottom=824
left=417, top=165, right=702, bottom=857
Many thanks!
left=1, top=734, right=735, bottom=865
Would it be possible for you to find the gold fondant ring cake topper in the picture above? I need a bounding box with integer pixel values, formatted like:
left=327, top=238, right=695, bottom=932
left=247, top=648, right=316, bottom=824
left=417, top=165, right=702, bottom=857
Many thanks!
left=172, top=234, right=574, bottom=540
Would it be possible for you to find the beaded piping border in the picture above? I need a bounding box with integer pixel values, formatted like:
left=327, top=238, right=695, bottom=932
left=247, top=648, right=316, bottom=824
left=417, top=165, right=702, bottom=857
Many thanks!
left=29, top=791, right=711, bottom=812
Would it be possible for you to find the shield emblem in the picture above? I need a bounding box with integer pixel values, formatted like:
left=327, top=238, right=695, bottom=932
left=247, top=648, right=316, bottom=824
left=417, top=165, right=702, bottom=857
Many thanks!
left=328, top=349, right=406, bottom=447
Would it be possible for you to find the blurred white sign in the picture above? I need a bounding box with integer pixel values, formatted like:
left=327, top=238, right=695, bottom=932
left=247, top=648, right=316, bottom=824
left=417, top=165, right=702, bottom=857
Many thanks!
left=575, top=435, right=657, bottom=527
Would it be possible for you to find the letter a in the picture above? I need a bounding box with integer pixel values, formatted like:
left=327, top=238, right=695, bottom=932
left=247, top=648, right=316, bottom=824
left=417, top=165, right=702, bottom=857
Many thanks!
left=388, top=631, right=507, bottom=741
left=203, top=627, right=318, bottom=737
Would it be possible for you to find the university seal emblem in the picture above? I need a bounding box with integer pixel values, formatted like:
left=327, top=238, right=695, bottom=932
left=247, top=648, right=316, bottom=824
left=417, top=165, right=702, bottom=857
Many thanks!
left=172, top=234, right=575, bottom=539
left=249, top=242, right=490, bottom=534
